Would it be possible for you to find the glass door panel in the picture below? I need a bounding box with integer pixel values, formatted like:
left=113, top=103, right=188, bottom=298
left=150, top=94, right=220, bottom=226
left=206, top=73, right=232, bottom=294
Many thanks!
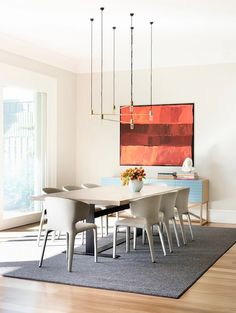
left=3, top=87, right=45, bottom=218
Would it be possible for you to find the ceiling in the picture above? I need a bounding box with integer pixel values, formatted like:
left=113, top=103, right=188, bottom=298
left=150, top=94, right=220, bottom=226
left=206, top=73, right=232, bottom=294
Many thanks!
left=0, top=0, right=236, bottom=73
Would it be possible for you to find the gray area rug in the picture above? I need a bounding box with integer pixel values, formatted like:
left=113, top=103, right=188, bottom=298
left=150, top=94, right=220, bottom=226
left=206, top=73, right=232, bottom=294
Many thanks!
left=1, top=226, right=236, bottom=298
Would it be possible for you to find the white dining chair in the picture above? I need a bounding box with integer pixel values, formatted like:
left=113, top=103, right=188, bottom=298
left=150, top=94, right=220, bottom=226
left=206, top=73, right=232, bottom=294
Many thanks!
left=160, top=192, right=180, bottom=253
left=140, top=182, right=168, bottom=246
left=113, top=195, right=166, bottom=263
left=37, top=187, right=64, bottom=245
left=39, top=197, right=97, bottom=272
left=62, top=185, right=82, bottom=191
left=81, top=183, right=99, bottom=189
left=62, top=185, right=86, bottom=243
left=175, top=188, right=193, bottom=244
left=81, top=183, right=110, bottom=237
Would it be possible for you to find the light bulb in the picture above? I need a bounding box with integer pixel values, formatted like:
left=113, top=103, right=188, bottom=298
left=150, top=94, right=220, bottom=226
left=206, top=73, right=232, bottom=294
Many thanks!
left=149, top=110, right=153, bottom=121
left=130, top=118, right=134, bottom=130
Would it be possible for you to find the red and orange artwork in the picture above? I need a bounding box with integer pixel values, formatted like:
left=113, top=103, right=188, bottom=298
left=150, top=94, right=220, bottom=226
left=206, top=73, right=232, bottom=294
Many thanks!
left=120, top=104, right=194, bottom=166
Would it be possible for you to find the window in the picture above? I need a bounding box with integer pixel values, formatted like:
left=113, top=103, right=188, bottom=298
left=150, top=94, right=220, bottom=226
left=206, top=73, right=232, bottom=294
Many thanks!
left=3, top=88, right=46, bottom=217
left=0, top=63, right=57, bottom=230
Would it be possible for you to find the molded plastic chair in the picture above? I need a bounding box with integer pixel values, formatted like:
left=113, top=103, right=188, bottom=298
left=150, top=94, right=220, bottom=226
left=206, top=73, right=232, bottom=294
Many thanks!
left=160, top=192, right=180, bottom=252
left=81, top=183, right=100, bottom=189
left=62, top=185, right=85, bottom=242
left=39, top=197, right=97, bottom=272
left=81, top=183, right=110, bottom=237
left=175, top=188, right=193, bottom=244
left=62, top=185, right=82, bottom=191
left=42, top=187, right=64, bottom=194
left=113, top=195, right=166, bottom=263
left=37, top=187, right=64, bottom=245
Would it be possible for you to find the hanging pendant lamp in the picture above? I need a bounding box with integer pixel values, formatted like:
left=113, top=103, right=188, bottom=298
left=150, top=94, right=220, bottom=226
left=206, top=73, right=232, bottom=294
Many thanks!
left=90, top=7, right=155, bottom=129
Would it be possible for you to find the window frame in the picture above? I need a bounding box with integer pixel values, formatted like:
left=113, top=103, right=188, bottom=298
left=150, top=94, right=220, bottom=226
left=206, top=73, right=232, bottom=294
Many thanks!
left=0, top=63, right=57, bottom=230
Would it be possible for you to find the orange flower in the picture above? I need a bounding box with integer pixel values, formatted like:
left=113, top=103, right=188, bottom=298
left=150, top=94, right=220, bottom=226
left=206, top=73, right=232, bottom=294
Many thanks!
left=120, top=167, right=146, bottom=185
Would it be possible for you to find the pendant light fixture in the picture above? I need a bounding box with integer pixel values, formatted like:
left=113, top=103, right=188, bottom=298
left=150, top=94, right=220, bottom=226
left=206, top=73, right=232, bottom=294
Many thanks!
left=149, top=21, right=154, bottom=121
left=90, top=7, right=155, bottom=129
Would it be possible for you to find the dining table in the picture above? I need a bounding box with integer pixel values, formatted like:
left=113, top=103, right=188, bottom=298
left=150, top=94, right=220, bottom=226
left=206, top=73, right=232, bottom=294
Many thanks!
left=32, top=184, right=184, bottom=256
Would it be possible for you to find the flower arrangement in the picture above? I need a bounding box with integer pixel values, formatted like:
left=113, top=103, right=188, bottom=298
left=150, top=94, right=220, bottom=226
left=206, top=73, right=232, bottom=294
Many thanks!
left=121, top=167, right=146, bottom=186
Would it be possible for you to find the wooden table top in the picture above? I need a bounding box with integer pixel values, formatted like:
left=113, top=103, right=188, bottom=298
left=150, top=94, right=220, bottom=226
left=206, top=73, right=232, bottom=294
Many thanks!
left=32, top=185, right=184, bottom=206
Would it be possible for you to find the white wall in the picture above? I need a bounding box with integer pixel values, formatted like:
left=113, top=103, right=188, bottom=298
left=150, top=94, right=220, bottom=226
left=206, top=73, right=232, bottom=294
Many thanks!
left=77, top=63, right=236, bottom=223
left=0, top=49, right=77, bottom=188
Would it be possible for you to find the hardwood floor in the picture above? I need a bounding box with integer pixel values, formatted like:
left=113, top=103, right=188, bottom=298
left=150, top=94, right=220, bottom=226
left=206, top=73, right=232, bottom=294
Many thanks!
left=0, top=223, right=236, bottom=313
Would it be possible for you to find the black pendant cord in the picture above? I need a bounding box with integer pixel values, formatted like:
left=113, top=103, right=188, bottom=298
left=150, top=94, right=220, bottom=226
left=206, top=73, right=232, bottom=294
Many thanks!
left=100, top=7, right=104, bottom=119
left=90, top=18, right=94, bottom=115
left=130, top=13, right=134, bottom=129
left=130, top=13, right=134, bottom=110
left=113, top=26, right=116, bottom=111
left=150, top=21, right=154, bottom=120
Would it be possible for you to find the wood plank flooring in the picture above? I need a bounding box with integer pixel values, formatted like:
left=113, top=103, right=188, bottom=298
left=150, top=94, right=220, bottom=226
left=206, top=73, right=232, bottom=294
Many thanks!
left=0, top=223, right=236, bottom=313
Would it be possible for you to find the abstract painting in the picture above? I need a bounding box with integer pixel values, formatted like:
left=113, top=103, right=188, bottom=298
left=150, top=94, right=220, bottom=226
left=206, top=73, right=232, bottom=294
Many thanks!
left=120, top=103, right=194, bottom=166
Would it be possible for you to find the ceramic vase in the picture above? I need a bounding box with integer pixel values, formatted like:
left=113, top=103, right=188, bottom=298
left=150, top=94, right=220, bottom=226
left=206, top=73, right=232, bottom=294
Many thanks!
left=128, top=179, right=143, bottom=192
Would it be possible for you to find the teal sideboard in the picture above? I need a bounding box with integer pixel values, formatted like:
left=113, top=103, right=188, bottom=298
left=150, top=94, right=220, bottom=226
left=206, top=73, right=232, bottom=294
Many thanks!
left=101, top=177, right=209, bottom=225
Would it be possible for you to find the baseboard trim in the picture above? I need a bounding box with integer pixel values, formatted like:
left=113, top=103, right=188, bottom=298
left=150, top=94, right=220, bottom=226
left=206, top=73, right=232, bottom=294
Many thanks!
left=209, top=209, right=236, bottom=224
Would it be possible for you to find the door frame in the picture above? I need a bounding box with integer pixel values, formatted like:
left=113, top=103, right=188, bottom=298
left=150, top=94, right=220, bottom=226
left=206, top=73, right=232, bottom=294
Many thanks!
left=0, top=63, right=57, bottom=230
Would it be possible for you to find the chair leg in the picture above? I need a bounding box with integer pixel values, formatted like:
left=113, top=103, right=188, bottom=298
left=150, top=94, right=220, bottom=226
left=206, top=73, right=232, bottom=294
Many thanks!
left=115, top=213, right=119, bottom=232
left=66, top=232, right=69, bottom=260
left=133, top=227, right=137, bottom=250
left=163, top=218, right=173, bottom=253
left=178, top=211, right=187, bottom=245
left=113, top=225, right=117, bottom=258
left=187, top=212, right=194, bottom=240
left=157, top=225, right=166, bottom=256
left=126, top=226, right=130, bottom=253
left=67, top=232, right=75, bottom=272
left=104, top=215, right=109, bottom=236
left=172, top=217, right=180, bottom=247
left=81, top=220, right=85, bottom=245
left=142, top=229, right=146, bottom=245
left=51, top=231, right=56, bottom=241
left=37, top=209, right=46, bottom=246
left=81, top=231, right=85, bottom=245
left=145, top=226, right=155, bottom=263
left=39, top=229, right=51, bottom=267
left=160, top=220, right=164, bottom=234
left=93, top=228, right=97, bottom=263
